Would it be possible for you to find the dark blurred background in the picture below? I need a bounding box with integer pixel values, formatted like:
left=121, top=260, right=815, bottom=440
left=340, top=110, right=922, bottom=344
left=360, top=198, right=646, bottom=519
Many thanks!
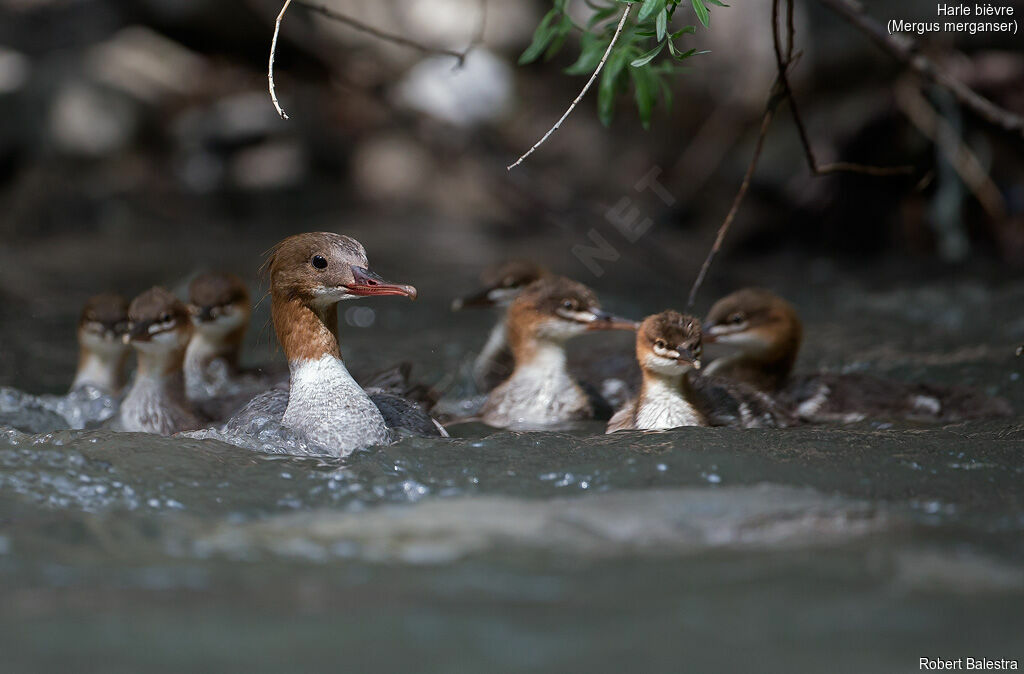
left=1, top=0, right=1022, bottom=391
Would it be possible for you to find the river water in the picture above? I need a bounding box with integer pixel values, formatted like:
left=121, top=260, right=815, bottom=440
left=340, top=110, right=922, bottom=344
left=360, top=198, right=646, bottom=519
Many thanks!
left=1, top=221, right=1022, bottom=672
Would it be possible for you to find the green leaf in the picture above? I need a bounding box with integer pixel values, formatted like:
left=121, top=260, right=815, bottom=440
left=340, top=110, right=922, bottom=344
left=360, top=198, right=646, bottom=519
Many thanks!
left=672, top=47, right=697, bottom=61
left=588, top=4, right=620, bottom=27
left=598, top=47, right=630, bottom=126
left=671, top=25, right=697, bottom=37
left=705, top=0, right=728, bottom=6
left=631, top=66, right=658, bottom=129
left=656, top=9, right=668, bottom=40
left=543, top=15, right=573, bottom=61
left=630, top=42, right=664, bottom=68
left=691, top=0, right=709, bottom=27
left=659, top=75, right=674, bottom=110
left=637, top=0, right=667, bottom=22
left=565, top=32, right=608, bottom=75
left=518, top=8, right=559, bottom=65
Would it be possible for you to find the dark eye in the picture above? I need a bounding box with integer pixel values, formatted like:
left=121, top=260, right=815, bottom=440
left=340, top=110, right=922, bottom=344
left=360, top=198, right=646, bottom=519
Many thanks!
left=655, top=339, right=666, bottom=349
left=562, top=299, right=578, bottom=311
left=312, top=255, right=328, bottom=270
left=728, top=313, right=745, bottom=325
left=160, top=313, right=171, bottom=323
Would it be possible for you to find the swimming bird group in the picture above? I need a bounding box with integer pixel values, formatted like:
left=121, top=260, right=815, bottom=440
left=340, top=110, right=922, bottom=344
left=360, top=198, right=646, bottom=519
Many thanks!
left=1, top=232, right=1012, bottom=457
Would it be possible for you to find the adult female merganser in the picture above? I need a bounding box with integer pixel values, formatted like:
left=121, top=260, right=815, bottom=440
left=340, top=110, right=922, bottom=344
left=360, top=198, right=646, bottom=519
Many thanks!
left=221, top=232, right=446, bottom=457
left=112, top=287, right=205, bottom=435
left=607, top=311, right=791, bottom=433
left=702, top=288, right=1012, bottom=422
left=452, top=260, right=548, bottom=390
left=479, top=276, right=637, bottom=429
left=71, top=293, right=131, bottom=395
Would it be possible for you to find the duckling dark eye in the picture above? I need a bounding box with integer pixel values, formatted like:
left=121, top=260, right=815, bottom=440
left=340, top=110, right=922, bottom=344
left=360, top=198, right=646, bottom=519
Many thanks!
left=160, top=313, right=172, bottom=323
left=562, top=299, right=578, bottom=311
left=728, top=313, right=745, bottom=325
left=654, top=339, right=666, bottom=349
left=311, top=255, right=328, bottom=270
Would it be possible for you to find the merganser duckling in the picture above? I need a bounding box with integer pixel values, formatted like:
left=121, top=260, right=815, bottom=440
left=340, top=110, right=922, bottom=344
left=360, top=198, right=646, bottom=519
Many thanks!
left=607, top=311, right=706, bottom=432
left=607, top=311, right=791, bottom=432
left=703, top=288, right=1012, bottom=422
left=452, top=260, right=548, bottom=390
left=71, top=293, right=131, bottom=395
left=185, top=272, right=252, bottom=399
left=112, top=287, right=204, bottom=435
left=223, top=232, right=446, bottom=457
left=479, top=276, right=637, bottom=429
left=0, top=294, right=131, bottom=432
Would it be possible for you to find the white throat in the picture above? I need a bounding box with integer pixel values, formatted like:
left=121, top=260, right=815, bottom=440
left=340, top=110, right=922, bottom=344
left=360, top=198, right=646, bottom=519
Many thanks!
left=72, top=349, right=125, bottom=394
left=283, top=354, right=390, bottom=455
left=482, top=340, right=589, bottom=427
left=636, top=374, right=703, bottom=429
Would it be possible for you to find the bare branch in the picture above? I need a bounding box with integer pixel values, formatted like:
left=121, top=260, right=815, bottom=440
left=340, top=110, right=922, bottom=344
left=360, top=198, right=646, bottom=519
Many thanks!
left=772, top=0, right=913, bottom=177
left=269, top=0, right=293, bottom=119
left=295, top=0, right=467, bottom=63
left=817, top=0, right=1024, bottom=139
left=687, top=86, right=781, bottom=311
left=268, top=0, right=482, bottom=119
left=895, top=80, right=1007, bottom=222
left=506, top=2, right=634, bottom=171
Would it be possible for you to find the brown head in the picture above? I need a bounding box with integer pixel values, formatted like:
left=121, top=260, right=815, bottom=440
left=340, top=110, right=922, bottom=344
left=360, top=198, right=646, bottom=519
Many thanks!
left=78, top=293, right=130, bottom=356
left=266, top=232, right=416, bottom=362
left=636, top=311, right=703, bottom=378
left=505, top=276, right=636, bottom=352
left=127, top=287, right=194, bottom=373
left=188, top=272, right=251, bottom=346
left=451, top=260, right=548, bottom=311
left=702, top=288, right=802, bottom=374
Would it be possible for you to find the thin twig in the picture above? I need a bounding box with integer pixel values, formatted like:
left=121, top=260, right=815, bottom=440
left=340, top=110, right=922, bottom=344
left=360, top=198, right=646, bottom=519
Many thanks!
left=817, top=0, right=1024, bottom=139
left=894, top=80, right=1007, bottom=222
left=772, top=0, right=913, bottom=176
left=269, top=0, right=293, bottom=119
left=296, top=0, right=468, bottom=63
left=506, top=2, right=634, bottom=171
left=687, top=85, right=782, bottom=311
left=267, top=0, right=478, bottom=119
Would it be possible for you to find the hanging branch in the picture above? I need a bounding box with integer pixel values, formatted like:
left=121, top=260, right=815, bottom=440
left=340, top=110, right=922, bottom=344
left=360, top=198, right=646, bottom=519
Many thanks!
left=686, top=0, right=913, bottom=309
left=687, top=86, right=782, bottom=311
left=894, top=81, right=1007, bottom=222
left=269, top=0, right=293, bottom=119
left=267, top=0, right=482, bottom=119
left=817, top=0, right=1024, bottom=140
left=771, top=0, right=913, bottom=176
left=506, top=2, right=634, bottom=171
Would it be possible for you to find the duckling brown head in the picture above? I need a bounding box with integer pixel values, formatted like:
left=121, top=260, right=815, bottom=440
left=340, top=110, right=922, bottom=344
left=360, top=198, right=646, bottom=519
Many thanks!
left=636, top=310, right=703, bottom=378
left=127, top=287, right=193, bottom=375
left=505, top=276, right=636, bottom=354
left=701, top=288, right=802, bottom=389
left=452, top=259, right=548, bottom=310
left=188, top=272, right=251, bottom=342
left=73, top=293, right=131, bottom=393
left=703, top=289, right=801, bottom=357
left=78, top=293, right=130, bottom=356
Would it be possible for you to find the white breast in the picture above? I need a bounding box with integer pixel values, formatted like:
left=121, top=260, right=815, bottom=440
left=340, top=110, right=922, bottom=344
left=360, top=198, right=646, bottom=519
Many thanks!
left=283, top=355, right=390, bottom=455
left=633, top=378, right=703, bottom=430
